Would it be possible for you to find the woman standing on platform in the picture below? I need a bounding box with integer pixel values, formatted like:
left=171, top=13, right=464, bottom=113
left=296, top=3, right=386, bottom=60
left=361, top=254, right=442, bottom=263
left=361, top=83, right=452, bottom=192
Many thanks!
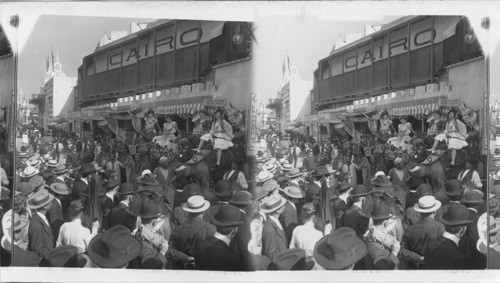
left=429, top=109, right=468, bottom=166
left=388, top=116, right=415, bottom=152
left=379, top=110, right=396, bottom=141
left=163, top=115, right=180, bottom=151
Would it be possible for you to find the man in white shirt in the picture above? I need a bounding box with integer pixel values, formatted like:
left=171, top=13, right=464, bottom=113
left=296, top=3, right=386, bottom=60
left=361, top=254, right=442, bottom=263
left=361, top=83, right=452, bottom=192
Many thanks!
left=57, top=199, right=99, bottom=253
left=458, top=160, right=483, bottom=190
left=223, top=162, right=248, bottom=190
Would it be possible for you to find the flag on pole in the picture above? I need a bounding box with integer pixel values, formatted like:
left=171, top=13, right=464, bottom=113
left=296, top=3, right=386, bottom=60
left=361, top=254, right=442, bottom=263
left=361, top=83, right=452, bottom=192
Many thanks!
left=51, top=48, right=55, bottom=68
left=287, top=54, right=291, bottom=73
left=46, top=55, right=49, bottom=72
left=282, top=58, right=285, bottom=76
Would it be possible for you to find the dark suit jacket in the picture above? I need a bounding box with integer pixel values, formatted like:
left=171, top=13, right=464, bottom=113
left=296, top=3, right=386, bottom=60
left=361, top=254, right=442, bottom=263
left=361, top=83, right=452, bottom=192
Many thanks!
left=168, top=217, right=216, bottom=262
left=109, top=202, right=137, bottom=232
left=278, top=201, right=298, bottom=243
left=341, top=205, right=369, bottom=238
left=306, top=183, right=321, bottom=203
left=405, top=191, right=419, bottom=211
left=71, top=179, right=88, bottom=201
left=46, top=198, right=64, bottom=240
left=101, top=197, right=116, bottom=231
left=261, top=217, right=288, bottom=261
left=229, top=212, right=253, bottom=271
left=425, top=236, right=471, bottom=269
left=195, top=237, right=243, bottom=271
left=28, top=213, right=55, bottom=258
left=459, top=209, right=484, bottom=269
left=1, top=244, right=41, bottom=266
left=402, top=218, right=445, bottom=257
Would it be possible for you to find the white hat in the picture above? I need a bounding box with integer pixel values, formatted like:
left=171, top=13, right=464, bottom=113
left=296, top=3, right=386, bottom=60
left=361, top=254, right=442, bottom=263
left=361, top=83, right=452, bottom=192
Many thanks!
left=414, top=196, right=441, bottom=213
left=259, top=195, right=286, bottom=214
left=374, top=171, right=386, bottom=178
left=20, top=167, right=39, bottom=178
left=182, top=195, right=210, bottom=213
left=262, top=163, right=277, bottom=173
left=476, top=213, right=500, bottom=254
left=394, top=158, right=403, bottom=165
left=141, top=169, right=152, bottom=176
left=493, top=171, right=500, bottom=181
left=255, top=171, right=274, bottom=183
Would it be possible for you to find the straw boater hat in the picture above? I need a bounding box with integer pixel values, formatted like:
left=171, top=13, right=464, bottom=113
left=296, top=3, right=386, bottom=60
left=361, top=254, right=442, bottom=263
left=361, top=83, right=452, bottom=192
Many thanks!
left=259, top=195, right=286, bottom=214
left=182, top=195, right=210, bottom=213
left=440, top=203, right=473, bottom=226
left=282, top=164, right=292, bottom=171
left=52, top=164, right=68, bottom=175
left=87, top=225, right=142, bottom=268
left=414, top=196, right=441, bottom=213
left=313, top=227, right=368, bottom=270
left=476, top=213, right=500, bottom=254
left=29, top=160, right=41, bottom=168
left=27, top=189, right=54, bottom=210
left=46, top=160, right=58, bottom=167
left=263, top=179, right=279, bottom=193
left=286, top=168, right=302, bottom=179
left=283, top=186, right=305, bottom=199
left=262, top=163, right=277, bottom=173
left=255, top=171, right=273, bottom=183
left=20, top=166, right=39, bottom=179
left=49, top=183, right=69, bottom=196
left=212, top=205, right=244, bottom=227
left=42, top=154, right=53, bottom=161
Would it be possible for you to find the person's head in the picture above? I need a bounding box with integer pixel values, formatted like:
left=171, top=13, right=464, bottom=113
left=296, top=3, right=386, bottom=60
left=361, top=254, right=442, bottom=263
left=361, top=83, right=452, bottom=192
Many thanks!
left=103, top=180, right=119, bottom=196
left=448, top=109, right=457, bottom=120
left=214, top=109, right=223, bottom=120
left=81, top=172, right=92, bottom=181
left=394, top=157, right=403, bottom=170
left=344, top=155, right=351, bottom=164
left=300, top=202, right=318, bottom=223
left=445, top=224, right=467, bottom=238
left=69, top=199, right=85, bottom=220
left=165, top=115, right=172, bottom=122
left=400, top=116, right=407, bottom=123
left=231, top=161, right=239, bottom=171
left=465, top=160, right=473, bottom=170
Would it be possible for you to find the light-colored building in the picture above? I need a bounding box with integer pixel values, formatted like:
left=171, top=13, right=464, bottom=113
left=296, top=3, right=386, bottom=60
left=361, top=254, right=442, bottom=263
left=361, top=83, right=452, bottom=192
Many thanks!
left=41, top=51, right=77, bottom=129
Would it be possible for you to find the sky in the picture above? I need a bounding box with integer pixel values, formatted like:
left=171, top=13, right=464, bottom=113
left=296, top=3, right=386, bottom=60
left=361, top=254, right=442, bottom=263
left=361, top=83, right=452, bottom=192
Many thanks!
left=253, top=15, right=400, bottom=103
left=19, top=15, right=156, bottom=98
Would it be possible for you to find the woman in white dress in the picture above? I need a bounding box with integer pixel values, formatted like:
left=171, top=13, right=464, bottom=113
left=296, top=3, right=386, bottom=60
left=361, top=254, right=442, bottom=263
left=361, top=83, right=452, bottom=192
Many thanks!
left=162, top=115, right=180, bottom=151
left=387, top=116, right=415, bottom=152
left=198, top=109, right=234, bottom=165
left=429, top=109, right=468, bottom=165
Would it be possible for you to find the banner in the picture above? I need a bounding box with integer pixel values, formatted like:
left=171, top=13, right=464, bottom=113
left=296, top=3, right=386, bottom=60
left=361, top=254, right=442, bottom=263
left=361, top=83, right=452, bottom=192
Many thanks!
left=204, top=98, right=228, bottom=108
left=437, top=98, right=463, bottom=108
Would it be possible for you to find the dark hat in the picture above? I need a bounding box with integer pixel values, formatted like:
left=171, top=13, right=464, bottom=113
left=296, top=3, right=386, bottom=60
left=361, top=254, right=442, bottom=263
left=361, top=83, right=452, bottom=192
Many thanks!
left=257, top=151, right=264, bottom=157
left=118, top=183, right=134, bottom=196
left=137, top=185, right=163, bottom=197
left=416, top=183, right=433, bottom=198
left=172, top=176, right=189, bottom=190
left=0, top=187, right=11, bottom=201
left=42, top=246, right=87, bottom=268
left=252, top=185, right=269, bottom=201
left=179, top=183, right=203, bottom=203
left=460, top=190, right=484, bottom=204
left=29, top=175, right=46, bottom=190
left=137, top=173, right=160, bottom=186
left=350, top=185, right=368, bottom=197
left=313, top=166, right=333, bottom=177
left=135, top=201, right=161, bottom=219
left=212, top=204, right=244, bottom=227
left=313, top=227, right=368, bottom=270
left=214, top=180, right=234, bottom=197
left=229, top=190, right=253, bottom=206
left=445, top=179, right=464, bottom=197
left=77, top=163, right=97, bottom=174
left=52, top=164, right=69, bottom=175
left=102, top=180, right=120, bottom=191
left=495, top=148, right=500, bottom=155
left=88, top=225, right=142, bottom=268
left=268, top=248, right=315, bottom=270
left=17, top=182, right=35, bottom=196
left=371, top=175, right=392, bottom=188
left=369, top=202, right=392, bottom=220
left=440, top=203, right=473, bottom=226
left=406, top=176, right=423, bottom=190
left=336, top=182, right=351, bottom=193
left=49, top=182, right=69, bottom=196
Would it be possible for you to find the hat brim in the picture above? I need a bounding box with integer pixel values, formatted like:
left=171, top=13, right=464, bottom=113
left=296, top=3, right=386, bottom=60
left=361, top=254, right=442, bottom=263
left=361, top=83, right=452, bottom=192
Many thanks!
left=229, top=200, right=253, bottom=206
left=284, top=189, right=305, bottom=199
left=414, top=200, right=442, bottom=213
left=212, top=215, right=244, bottom=227
left=285, top=172, right=302, bottom=178
left=461, top=198, right=484, bottom=204
left=182, top=200, right=210, bottom=213
left=256, top=176, right=273, bottom=183
left=20, top=171, right=39, bottom=179
left=27, top=194, right=55, bottom=210
left=369, top=212, right=392, bottom=220
left=259, top=198, right=286, bottom=214
left=87, top=232, right=142, bottom=268
left=49, top=184, right=70, bottom=196
left=440, top=218, right=473, bottom=226
left=446, top=189, right=465, bottom=197
left=313, top=234, right=367, bottom=270
left=214, top=191, right=233, bottom=197
left=52, top=169, right=69, bottom=175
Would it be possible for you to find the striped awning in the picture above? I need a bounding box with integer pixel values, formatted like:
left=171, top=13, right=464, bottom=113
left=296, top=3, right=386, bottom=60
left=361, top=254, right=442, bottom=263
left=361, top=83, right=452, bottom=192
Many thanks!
left=382, top=95, right=447, bottom=117
left=155, top=102, right=204, bottom=116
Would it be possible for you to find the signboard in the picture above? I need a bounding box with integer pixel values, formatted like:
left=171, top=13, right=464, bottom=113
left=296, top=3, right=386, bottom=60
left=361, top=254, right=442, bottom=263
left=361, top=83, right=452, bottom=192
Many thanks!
left=204, top=98, right=228, bottom=108
left=392, top=108, right=412, bottom=116
left=437, top=98, right=462, bottom=108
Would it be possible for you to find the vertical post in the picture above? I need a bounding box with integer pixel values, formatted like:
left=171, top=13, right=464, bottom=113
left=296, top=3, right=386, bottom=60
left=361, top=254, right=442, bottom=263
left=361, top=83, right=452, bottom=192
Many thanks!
left=430, top=16, right=435, bottom=82
left=10, top=14, right=19, bottom=266
left=153, top=29, right=157, bottom=87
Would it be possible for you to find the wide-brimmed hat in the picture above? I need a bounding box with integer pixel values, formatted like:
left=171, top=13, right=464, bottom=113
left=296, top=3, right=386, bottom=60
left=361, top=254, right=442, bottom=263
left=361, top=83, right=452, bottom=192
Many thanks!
left=313, top=227, right=368, bottom=270
left=42, top=154, right=53, bottom=161
left=477, top=213, right=500, bottom=253
left=255, top=171, right=274, bottom=183
left=2, top=211, right=29, bottom=232
left=417, top=183, right=433, bottom=198
left=336, top=182, right=351, bottom=193
left=172, top=176, right=190, bottom=190
left=118, top=183, right=134, bottom=196
left=17, top=182, right=35, bottom=196
left=52, top=164, right=68, bottom=175
left=29, top=160, right=41, bottom=168
left=135, top=201, right=161, bottom=219
left=214, top=180, right=233, bottom=197
left=268, top=248, right=315, bottom=270
left=102, top=180, right=120, bottom=191
left=88, top=225, right=142, bottom=268
left=369, top=202, right=392, bottom=220
left=27, top=189, right=54, bottom=210
left=262, top=163, right=277, bottom=173
left=263, top=179, right=279, bottom=193
left=46, top=160, right=58, bottom=168
left=183, top=195, right=210, bottom=213
left=414, top=196, right=442, bottom=213
left=212, top=205, right=244, bottom=227
left=229, top=190, right=253, bottom=206
left=282, top=164, right=292, bottom=171
left=371, top=175, right=392, bottom=188
left=350, top=185, right=368, bottom=198
left=137, top=173, right=160, bottom=186
left=49, top=182, right=69, bottom=196
left=406, top=176, right=423, bottom=190
left=252, top=186, right=269, bottom=201
left=20, top=166, right=39, bottom=178
left=18, top=151, right=30, bottom=158
left=76, top=164, right=97, bottom=174
left=42, top=246, right=87, bottom=268
left=440, top=203, right=473, bottom=226
left=286, top=168, right=302, bottom=179
left=0, top=187, right=11, bottom=201
left=461, top=190, right=484, bottom=205
left=445, top=179, right=464, bottom=196
left=283, top=186, right=305, bottom=199
left=29, top=175, right=47, bottom=190
left=260, top=195, right=286, bottom=214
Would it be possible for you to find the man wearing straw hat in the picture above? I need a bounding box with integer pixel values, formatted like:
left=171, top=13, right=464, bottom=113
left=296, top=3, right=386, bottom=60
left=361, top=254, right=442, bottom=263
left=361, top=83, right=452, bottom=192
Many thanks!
left=168, top=195, right=215, bottom=269
left=26, top=189, right=55, bottom=258
left=260, top=194, right=288, bottom=261
left=401, top=196, right=443, bottom=269
left=1, top=211, right=41, bottom=266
